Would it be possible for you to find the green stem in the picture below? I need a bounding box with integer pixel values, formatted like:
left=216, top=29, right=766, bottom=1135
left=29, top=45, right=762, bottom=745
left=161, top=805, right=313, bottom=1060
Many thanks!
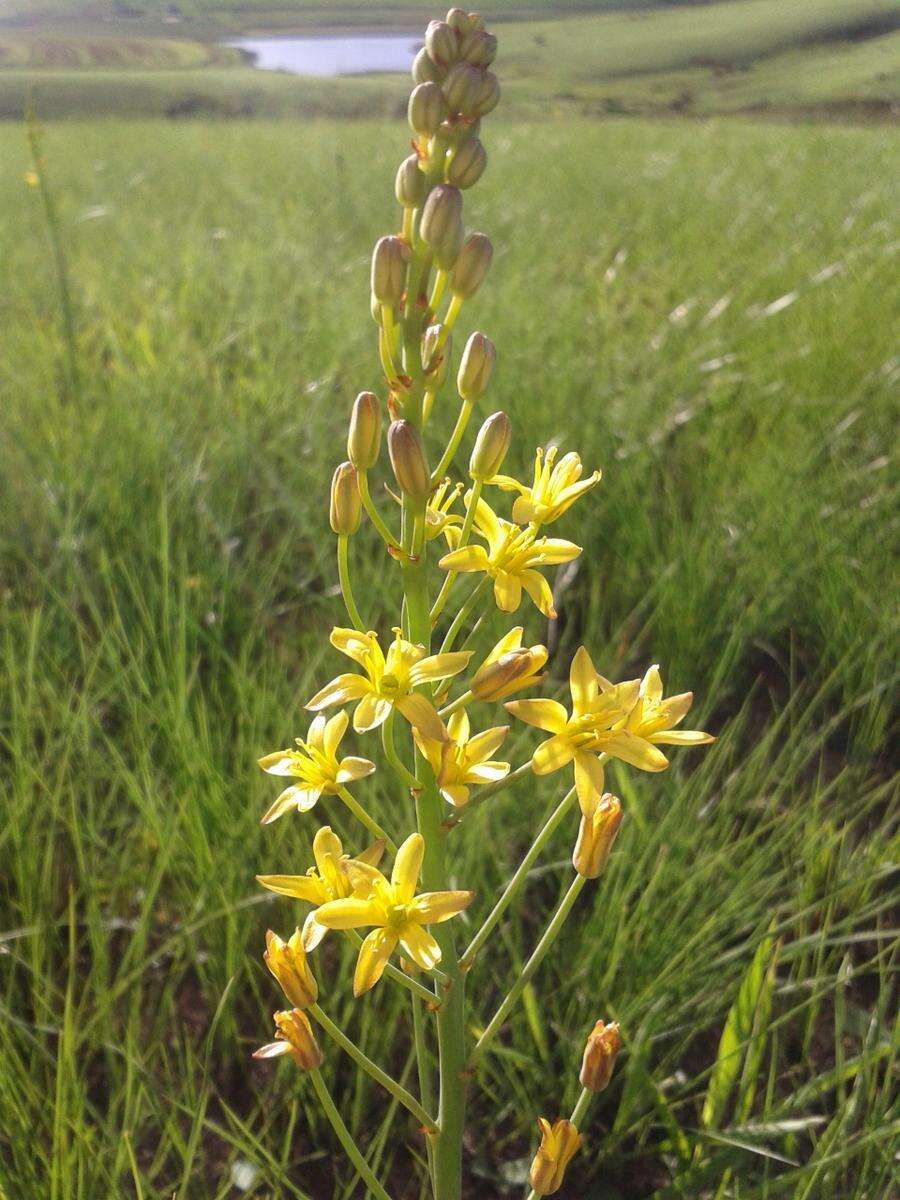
left=469, top=873, right=587, bottom=1070
left=358, top=470, right=402, bottom=550
left=381, top=712, right=421, bottom=790
left=310, top=1003, right=436, bottom=1131
left=443, top=761, right=532, bottom=829
left=438, top=689, right=473, bottom=719
left=460, top=785, right=578, bottom=969
left=431, top=400, right=474, bottom=485
left=428, top=268, right=448, bottom=314
left=337, top=536, right=364, bottom=630
left=438, top=576, right=490, bottom=656
left=309, top=1068, right=395, bottom=1200
left=412, top=992, right=437, bottom=1181
left=336, top=785, right=397, bottom=855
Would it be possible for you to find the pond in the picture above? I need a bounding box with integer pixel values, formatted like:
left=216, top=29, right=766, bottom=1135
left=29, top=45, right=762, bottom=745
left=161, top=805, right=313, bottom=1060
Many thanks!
left=226, top=34, right=421, bottom=77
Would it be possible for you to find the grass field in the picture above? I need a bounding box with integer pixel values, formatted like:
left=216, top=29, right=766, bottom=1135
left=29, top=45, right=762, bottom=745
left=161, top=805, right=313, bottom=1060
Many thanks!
left=1, top=101, right=898, bottom=1198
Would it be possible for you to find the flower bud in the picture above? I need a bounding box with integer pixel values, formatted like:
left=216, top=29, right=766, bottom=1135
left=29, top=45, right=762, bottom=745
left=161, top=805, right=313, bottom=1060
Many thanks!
left=450, top=231, right=492, bottom=298
left=472, top=638, right=547, bottom=701
left=272, top=1009, right=324, bottom=1071
left=422, top=324, right=451, bottom=387
left=348, top=391, right=381, bottom=470
left=412, top=45, right=442, bottom=84
left=420, top=185, right=463, bottom=257
left=460, top=29, right=497, bottom=66
left=388, top=419, right=430, bottom=502
left=469, top=13, right=485, bottom=31
left=457, top=331, right=495, bottom=401
left=263, top=929, right=318, bottom=1009
left=445, top=7, right=471, bottom=34
left=408, top=81, right=446, bottom=136
left=529, top=1118, right=582, bottom=1196
left=330, top=461, right=361, bottom=536
left=469, top=411, right=511, bottom=481
left=446, top=137, right=487, bottom=189
left=443, top=62, right=482, bottom=115
left=471, top=69, right=500, bottom=116
left=425, top=19, right=457, bottom=68
left=371, top=235, right=409, bottom=307
left=572, top=793, right=623, bottom=878
left=395, top=153, right=426, bottom=208
left=579, top=1019, right=621, bottom=1093
left=434, top=218, right=465, bottom=271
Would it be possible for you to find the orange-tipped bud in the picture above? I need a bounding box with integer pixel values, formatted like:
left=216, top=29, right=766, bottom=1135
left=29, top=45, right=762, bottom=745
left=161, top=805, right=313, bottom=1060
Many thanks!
left=529, top=1118, right=582, bottom=1196
left=451, top=231, right=492, bottom=298
left=371, top=235, right=409, bottom=306
left=579, top=1019, right=621, bottom=1093
left=330, top=461, right=361, bottom=536
left=395, top=153, right=426, bottom=208
left=572, top=793, right=623, bottom=878
left=446, top=136, right=487, bottom=189
left=408, top=81, right=447, bottom=136
left=457, top=330, right=495, bottom=401
left=348, top=391, right=382, bottom=470
left=420, top=185, right=464, bottom=258
left=469, top=411, right=511, bottom=481
left=425, top=19, right=457, bottom=68
left=263, top=929, right=319, bottom=1008
left=252, top=1009, right=323, bottom=1071
left=388, top=419, right=431, bottom=502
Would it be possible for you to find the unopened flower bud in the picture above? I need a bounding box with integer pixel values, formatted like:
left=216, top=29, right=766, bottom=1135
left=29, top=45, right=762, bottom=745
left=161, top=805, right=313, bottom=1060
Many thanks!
left=272, top=1009, right=324, bottom=1071
left=445, top=7, right=471, bottom=34
left=371, top=235, right=409, bottom=306
left=420, top=185, right=463, bottom=257
left=395, top=153, right=426, bottom=208
left=330, top=461, right=361, bottom=536
left=469, top=13, right=485, bottom=31
left=348, top=391, right=381, bottom=469
left=434, top=218, right=465, bottom=270
left=580, top=1019, right=621, bottom=1093
left=388, top=419, right=430, bottom=502
left=451, top=231, right=492, bottom=298
left=471, top=69, right=500, bottom=116
left=473, top=644, right=547, bottom=701
left=460, top=29, right=497, bottom=65
left=573, top=793, right=623, bottom=878
left=412, top=45, right=442, bottom=84
left=446, top=136, right=487, bottom=188
left=469, top=411, right=511, bottom=481
left=422, top=324, right=451, bottom=386
left=408, top=81, right=446, bottom=136
left=529, top=1118, right=582, bottom=1196
left=263, top=929, right=318, bottom=1009
left=457, top=331, right=495, bottom=401
left=443, top=62, right=482, bottom=115
left=425, top=19, right=457, bottom=68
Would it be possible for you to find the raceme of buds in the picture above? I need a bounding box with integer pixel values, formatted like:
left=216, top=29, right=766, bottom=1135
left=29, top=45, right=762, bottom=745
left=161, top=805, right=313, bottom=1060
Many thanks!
left=395, top=153, right=427, bottom=208
left=580, top=1019, right=621, bottom=1093
left=330, top=462, right=361, bottom=536
left=409, top=81, right=447, bottom=136
left=573, top=793, right=623, bottom=878
left=388, top=419, right=431, bottom=502
left=443, top=62, right=483, bottom=115
left=420, top=185, right=464, bottom=258
left=447, top=136, right=487, bottom=189
left=371, top=235, right=409, bottom=307
left=529, top=1118, right=582, bottom=1196
left=457, top=331, right=495, bottom=401
left=422, top=324, right=452, bottom=387
left=348, top=391, right=382, bottom=470
left=425, top=19, right=457, bottom=69
left=263, top=928, right=319, bottom=1009
left=472, top=645, right=548, bottom=702
left=451, top=232, right=492, bottom=298
left=470, top=411, right=511, bottom=481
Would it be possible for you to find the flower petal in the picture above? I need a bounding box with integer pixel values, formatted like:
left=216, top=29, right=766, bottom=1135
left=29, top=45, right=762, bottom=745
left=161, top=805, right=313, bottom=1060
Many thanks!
left=438, top=545, right=491, bottom=573
left=410, top=890, right=474, bottom=924
left=505, top=699, right=569, bottom=733
left=306, top=714, right=328, bottom=750
left=399, top=924, right=442, bottom=971
left=396, top=693, right=449, bottom=742
left=331, top=627, right=379, bottom=667
left=465, top=725, right=509, bottom=762
left=466, top=760, right=510, bottom=783
left=322, top=709, right=350, bottom=757
left=650, top=729, right=715, bottom=746
left=574, top=750, right=605, bottom=814
left=336, top=756, right=376, bottom=783
left=493, top=571, right=522, bottom=613
left=257, top=750, right=298, bottom=777
left=391, top=833, right=424, bottom=903
left=312, top=825, right=344, bottom=873
left=315, top=897, right=383, bottom=930
left=602, top=730, right=669, bottom=772
left=533, top=538, right=581, bottom=564
left=306, top=673, right=369, bottom=711
left=569, top=646, right=599, bottom=716
left=252, top=1040, right=293, bottom=1060
left=532, top=733, right=576, bottom=775
left=255, top=873, right=326, bottom=903
left=353, top=928, right=398, bottom=996
left=520, top=569, right=555, bottom=618
left=410, top=650, right=472, bottom=685
left=353, top=693, right=393, bottom=733
left=301, top=912, right=328, bottom=952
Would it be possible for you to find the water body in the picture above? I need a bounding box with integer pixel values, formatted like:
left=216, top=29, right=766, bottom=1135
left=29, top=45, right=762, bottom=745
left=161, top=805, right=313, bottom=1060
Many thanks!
left=226, top=34, right=421, bottom=77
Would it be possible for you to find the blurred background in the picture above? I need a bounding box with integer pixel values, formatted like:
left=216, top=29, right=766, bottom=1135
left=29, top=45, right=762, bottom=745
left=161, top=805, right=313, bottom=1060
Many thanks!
left=1, top=2, right=898, bottom=1198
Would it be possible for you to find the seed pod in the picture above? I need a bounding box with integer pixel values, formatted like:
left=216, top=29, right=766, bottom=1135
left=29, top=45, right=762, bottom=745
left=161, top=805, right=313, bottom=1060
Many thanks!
left=425, top=19, right=456, bottom=68
left=330, top=461, right=361, bottom=536
left=572, top=794, right=623, bottom=879
left=422, top=324, right=451, bottom=387
left=348, top=391, right=381, bottom=470
left=442, top=62, right=482, bottom=115
left=469, top=411, right=511, bottom=481
left=471, top=69, right=500, bottom=116
left=388, top=420, right=430, bottom=502
left=460, top=29, right=496, bottom=66
left=420, top=184, right=463, bottom=256
left=446, top=137, right=487, bottom=188
left=395, top=153, right=426, bottom=208
left=370, top=235, right=409, bottom=306
left=412, top=45, right=442, bottom=84
left=457, top=331, right=495, bottom=401
left=409, top=81, right=446, bottom=136
left=579, top=1019, right=621, bottom=1093
left=451, top=232, right=492, bottom=298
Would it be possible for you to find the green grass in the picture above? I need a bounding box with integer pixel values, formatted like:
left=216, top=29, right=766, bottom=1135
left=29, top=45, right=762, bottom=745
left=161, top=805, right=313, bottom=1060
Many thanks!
left=1, top=111, right=897, bottom=1198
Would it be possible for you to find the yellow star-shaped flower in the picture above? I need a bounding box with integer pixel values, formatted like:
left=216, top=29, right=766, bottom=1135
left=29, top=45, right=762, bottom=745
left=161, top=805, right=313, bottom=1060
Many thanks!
left=495, top=445, right=601, bottom=526
left=414, top=710, right=510, bottom=807
left=611, top=663, right=715, bottom=766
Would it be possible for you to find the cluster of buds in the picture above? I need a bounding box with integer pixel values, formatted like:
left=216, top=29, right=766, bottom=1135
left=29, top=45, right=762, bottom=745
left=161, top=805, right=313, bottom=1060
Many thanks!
left=254, top=11, right=715, bottom=1198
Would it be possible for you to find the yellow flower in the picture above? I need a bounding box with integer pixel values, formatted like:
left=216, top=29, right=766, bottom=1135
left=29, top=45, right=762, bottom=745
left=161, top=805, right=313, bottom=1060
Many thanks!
left=470, top=626, right=548, bottom=701
left=414, top=710, right=510, bottom=807
left=389, top=477, right=464, bottom=544
left=529, top=1117, right=582, bottom=1196
left=263, top=928, right=318, bottom=1008
left=257, top=710, right=375, bottom=824
left=306, top=627, right=471, bottom=742
left=253, top=1008, right=323, bottom=1072
left=314, top=833, right=474, bottom=995
left=438, top=496, right=580, bottom=618
left=615, top=664, right=716, bottom=766
left=256, top=825, right=385, bottom=951
left=495, top=445, right=601, bottom=526
left=506, top=646, right=639, bottom=809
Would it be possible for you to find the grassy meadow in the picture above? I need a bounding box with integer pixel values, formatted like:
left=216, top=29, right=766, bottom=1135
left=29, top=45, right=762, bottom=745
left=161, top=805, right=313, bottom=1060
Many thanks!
left=2, top=104, right=898, bottom=1197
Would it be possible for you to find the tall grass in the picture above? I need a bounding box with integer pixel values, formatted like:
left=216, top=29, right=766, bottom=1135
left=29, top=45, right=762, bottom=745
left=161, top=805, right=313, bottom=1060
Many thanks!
left=0, top=116, right=897, bottom=1197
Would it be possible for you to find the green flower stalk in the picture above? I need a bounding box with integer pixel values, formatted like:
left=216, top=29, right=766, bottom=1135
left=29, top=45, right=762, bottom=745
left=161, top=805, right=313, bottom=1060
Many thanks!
left=252, top=11, right=715, bottom=1198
